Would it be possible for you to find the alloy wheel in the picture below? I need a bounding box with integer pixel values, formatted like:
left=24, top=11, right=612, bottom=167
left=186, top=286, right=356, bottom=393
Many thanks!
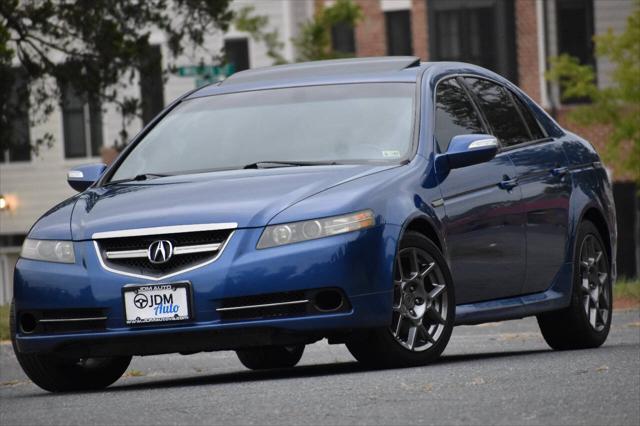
left=579, top=234, right=610, bottom=332
left=390, top=247, right=448, bottom=351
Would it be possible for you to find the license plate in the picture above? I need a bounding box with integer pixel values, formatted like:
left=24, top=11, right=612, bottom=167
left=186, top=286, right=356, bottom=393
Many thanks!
left=123, top=282, right=191, bottom=325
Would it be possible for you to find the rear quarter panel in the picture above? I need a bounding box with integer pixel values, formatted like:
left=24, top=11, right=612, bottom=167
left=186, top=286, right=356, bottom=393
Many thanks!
left=562, top=132, right=617, bottom=279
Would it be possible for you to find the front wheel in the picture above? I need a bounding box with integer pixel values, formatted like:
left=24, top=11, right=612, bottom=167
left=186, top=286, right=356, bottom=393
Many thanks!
left=537, top=220, right=613, bottom=350
left=10, top=302, right=131, bottom=393
left=347, top=232, right=455, bottom=367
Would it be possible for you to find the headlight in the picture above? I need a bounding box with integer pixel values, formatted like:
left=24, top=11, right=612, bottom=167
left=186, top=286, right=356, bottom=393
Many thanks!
left=257, top=210, right=375, bottom=249
left=21, top=239, right=75, bottom=263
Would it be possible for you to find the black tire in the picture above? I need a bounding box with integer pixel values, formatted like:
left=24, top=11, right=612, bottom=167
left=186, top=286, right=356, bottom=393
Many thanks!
left=10, top=301, right=132, bottom=392
left=236, top=345, right=305, bottom=370
left=537, top=220, right=613, bottom=350
left=346, top=231, right=455, bottom=368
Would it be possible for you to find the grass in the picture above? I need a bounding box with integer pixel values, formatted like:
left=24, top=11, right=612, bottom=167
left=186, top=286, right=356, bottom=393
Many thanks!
left=0, top=280, right=637, bottom=342
left=613, top=278, right=640, bottom=304
left=0, top=304, right=10, bottom=342
left=122, top=369, right=145, bottom=377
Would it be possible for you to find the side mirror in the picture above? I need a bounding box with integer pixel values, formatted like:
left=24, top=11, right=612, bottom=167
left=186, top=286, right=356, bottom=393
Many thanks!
left=444, top=134, right=499, bottom=169
left=67, top=163, right=106, bottom=192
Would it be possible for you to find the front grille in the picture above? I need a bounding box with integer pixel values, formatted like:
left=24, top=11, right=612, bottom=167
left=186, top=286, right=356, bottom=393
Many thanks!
left=96, top=228, right=233, bottom=278
left=104, top=251, right=214, bottom=275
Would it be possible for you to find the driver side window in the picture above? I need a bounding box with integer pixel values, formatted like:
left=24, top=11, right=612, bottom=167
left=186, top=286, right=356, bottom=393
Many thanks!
left=434, top=78, right=485, bottom=153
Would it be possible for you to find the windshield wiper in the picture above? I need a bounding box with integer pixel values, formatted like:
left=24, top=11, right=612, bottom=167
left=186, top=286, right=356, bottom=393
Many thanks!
left=243, top=160, right=340, bottom=169
left=104, top=173, right=170, bottom=186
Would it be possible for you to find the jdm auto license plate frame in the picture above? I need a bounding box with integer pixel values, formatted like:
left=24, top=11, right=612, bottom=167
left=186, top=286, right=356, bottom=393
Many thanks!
left=122, top=281, right=193, bottom=326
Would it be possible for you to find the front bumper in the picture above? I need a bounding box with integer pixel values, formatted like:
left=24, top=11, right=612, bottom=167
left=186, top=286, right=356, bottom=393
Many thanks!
left=13, top=224, right=400, bottom=355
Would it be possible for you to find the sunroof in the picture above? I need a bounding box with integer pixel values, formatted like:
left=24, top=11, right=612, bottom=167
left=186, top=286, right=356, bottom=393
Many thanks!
left=221, top=56, right=421, bottom=86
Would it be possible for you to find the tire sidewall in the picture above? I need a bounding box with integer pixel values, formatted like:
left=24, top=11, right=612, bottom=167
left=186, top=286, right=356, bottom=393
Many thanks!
left=570, top=220, right=613, bottom=344
left=376, top=232, right=456, bottom=366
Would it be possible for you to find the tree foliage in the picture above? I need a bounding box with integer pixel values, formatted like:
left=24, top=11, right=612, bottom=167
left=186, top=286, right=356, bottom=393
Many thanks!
left=294, top=0, right=361, bottom=61
left=0, top=0, right=233, bottom=153
left=233, top=0, right=362, bottom=65
left=233, top=6, right=286, bottom=66
left=546, top=2, right=640, bottom=182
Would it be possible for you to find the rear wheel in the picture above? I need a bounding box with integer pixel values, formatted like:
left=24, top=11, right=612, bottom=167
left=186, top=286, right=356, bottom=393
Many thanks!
left=346, top=232, right=455, bottom=367
left=236, top=345, right=305, bottom=370
left=10, top=302, right=131, bottom=393
left=537, top=220, right=612, bottom=350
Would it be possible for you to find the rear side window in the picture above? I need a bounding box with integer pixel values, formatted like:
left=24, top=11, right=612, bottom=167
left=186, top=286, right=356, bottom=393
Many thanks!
left=434, top=78, right=485, bottom=153
left=512, top=94, right=546, bottom=140
left=464, top=77, right=530, bottom=147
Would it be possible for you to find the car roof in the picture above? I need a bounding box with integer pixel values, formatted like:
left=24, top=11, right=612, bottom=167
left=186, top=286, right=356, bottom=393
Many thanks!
left=187, top=56, right=427, bottom=99
left=184, top=57, right=512, bottom=100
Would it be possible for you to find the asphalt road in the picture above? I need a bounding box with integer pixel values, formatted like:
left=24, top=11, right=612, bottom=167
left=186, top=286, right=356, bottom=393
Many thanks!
left=1, top=309, right=638, bottom=426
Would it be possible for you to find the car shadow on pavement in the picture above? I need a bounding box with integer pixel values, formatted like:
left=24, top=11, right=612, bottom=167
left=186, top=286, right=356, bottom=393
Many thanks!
left=13, top=348, right=557, bottom=397
left=26, top=348, right=552, bottom=396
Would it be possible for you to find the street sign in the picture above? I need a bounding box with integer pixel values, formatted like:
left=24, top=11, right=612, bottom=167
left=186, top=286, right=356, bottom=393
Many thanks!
left=176, top=64, right=236, bottom=88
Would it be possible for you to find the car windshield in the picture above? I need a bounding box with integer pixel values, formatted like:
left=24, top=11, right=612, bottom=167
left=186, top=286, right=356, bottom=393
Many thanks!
left=109, top=83, right=416, bottom=182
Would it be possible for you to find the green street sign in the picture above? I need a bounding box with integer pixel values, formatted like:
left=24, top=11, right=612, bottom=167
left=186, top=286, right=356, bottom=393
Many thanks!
left=176, top=64, right=236, bottom=88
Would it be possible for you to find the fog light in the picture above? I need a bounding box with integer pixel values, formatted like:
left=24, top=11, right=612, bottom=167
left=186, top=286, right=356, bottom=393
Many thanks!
left=20, top=313, right=37, bottom=333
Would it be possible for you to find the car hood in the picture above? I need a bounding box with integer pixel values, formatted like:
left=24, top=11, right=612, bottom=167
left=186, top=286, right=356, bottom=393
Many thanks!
left=68, top=164, right=398, bottom=240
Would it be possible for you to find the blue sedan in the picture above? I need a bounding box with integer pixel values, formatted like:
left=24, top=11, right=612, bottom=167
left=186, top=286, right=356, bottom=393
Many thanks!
left=11, top=57, right=617, bottom=392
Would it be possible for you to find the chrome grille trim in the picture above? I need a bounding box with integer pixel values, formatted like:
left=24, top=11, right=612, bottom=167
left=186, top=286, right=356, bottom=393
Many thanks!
left=105, top=249, right=147, bottom=259
left=216, top=300, right=309, bottom=312
left=105, top=243, right=222, bottom=260
left=39, top=317, right=108, bottom=323
left=174, top=243, right=222, bottom=255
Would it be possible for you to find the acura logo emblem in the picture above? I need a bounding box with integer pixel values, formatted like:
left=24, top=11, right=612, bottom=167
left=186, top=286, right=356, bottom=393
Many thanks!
left=148, top=240, right=173, bottom=264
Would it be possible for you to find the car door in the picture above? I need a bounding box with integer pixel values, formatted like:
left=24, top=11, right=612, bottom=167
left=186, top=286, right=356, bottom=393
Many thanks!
left=434, top=77, right=526, bottom=304
left=462, top=77, right=572, bottom=295
left=504, top=91, right=572, bottom=294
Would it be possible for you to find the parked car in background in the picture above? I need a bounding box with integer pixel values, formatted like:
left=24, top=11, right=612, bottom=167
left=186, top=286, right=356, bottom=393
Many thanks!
left=11, top=57, right=616, bottom=392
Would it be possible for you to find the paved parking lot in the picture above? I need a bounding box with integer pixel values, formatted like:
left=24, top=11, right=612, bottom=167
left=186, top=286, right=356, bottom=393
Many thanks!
left=1, top=309, right=639, bottom=425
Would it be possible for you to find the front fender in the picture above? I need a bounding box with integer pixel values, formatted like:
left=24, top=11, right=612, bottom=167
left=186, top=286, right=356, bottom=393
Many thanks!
left=268, top=155, right=447, bottom=273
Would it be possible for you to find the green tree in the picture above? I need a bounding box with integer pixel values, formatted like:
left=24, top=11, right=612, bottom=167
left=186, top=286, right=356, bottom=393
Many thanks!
left=546, top=2, right=640, bottom=182
left=0, top=0, right=234, bottom=153
left=233, top=0, right=362, bottom=65
left=233, top=6, right=286, bottom=65
left=294, top=0, right=362, bottom=61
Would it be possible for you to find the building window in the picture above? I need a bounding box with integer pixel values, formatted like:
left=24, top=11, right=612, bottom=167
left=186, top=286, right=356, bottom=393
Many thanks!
left=385, top=10, right=413, bottom=56
left=61, top=85, right=103, bottom=159
left=224, top=38, right=250, bottom=73
left=139, top=44, right=165, bottom=125
left=429, top=0, right=517, bottom=83
left=331, top=22, right=356, bottom=55
left=1, top=68, right=31, bottom=163
left=556, top=0, right=595, bottom=66
left=556, top=0, right=595, bottom=102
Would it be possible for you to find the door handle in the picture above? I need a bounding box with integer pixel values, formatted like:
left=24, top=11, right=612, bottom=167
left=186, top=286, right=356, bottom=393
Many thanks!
left=499, top=177, right=519, bottom=190
left=551, top=166, right=569, bottom=177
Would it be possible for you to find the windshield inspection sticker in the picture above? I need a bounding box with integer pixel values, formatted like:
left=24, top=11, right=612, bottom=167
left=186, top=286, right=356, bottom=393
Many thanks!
left=382, top=150, right=402, bottom=158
